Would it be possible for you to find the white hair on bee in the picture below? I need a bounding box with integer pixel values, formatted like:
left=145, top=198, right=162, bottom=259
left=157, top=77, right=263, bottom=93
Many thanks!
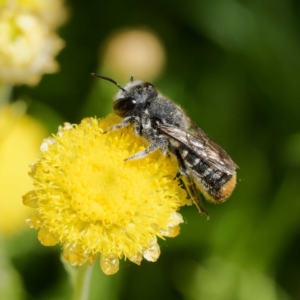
left=115, top=79, right=143, bottom=99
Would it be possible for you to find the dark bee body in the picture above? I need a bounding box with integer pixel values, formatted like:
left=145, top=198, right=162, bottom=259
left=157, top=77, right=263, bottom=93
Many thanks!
left=178, top=145, right=236, bottom=201
left=91, top=73, right=237, bottom=217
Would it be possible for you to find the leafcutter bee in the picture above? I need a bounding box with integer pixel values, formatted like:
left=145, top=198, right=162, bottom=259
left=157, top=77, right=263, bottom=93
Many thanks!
left=91, top=73, right=237, bottom=218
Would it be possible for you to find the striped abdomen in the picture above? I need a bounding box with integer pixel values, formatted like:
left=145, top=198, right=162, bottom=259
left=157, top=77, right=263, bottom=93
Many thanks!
left=179, top=145, right=236, bottom=203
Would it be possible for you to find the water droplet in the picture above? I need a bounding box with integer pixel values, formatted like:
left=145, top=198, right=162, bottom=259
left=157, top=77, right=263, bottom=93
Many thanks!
left=160, top=212, right=183, bottom=237
left=170, top=212, right=183, bottom=225
left=143, top=243, right=160, bottom=262
left=63, top=243, right=88, bottom=266
left=38, top=227, right=58, bottom=246
left=128, top=252, right=143, bottom=265
left=160, top=225, right=180, bottom=237
left=22, top=191, right=39, bottom=208
left=25, top=212, right=41, bottom=229
left=100, top=254, right=119, bottom=275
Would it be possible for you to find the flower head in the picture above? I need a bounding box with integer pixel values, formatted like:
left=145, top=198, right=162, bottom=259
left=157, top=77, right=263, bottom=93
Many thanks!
left=0, top=3, right=65, bottom=85
left=23, top=114, right=188, bottom=275
left=1, top=0, right=68, bottom=29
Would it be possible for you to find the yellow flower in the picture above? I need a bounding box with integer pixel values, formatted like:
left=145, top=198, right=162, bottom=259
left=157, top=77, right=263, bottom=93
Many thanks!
left=0, top=5, right=65, bottom=85
left=23, top=114, right=188, bottom=275
left=1, top=0, right=68, bottom=29
left=0, top=102, right=47, bottom=236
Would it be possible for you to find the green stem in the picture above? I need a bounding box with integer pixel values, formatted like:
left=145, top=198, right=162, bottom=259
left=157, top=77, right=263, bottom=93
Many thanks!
left=72, top=263, right=93, bottom=300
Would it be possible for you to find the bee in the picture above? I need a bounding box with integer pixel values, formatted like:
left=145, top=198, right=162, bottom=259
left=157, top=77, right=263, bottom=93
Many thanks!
left=91, top=73, right=237, bottom=218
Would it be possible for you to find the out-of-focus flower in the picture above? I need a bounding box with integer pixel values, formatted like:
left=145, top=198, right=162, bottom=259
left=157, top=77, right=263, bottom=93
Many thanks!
left=0, top=3, right=66, bottom=85
left=102, top=29, right=166, bottom=81
left=1, top=0, right=68, bottom=29
left=0, top=102, right=47, bottom=236
left=23, top=114, right=188, bottom=275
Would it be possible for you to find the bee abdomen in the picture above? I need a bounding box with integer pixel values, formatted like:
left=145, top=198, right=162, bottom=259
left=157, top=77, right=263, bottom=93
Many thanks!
left=180, top=147, right=236, bottom=203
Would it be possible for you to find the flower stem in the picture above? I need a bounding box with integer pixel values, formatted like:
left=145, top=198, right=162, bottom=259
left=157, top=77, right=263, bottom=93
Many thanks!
left=72, top=263, right=93, bottom=300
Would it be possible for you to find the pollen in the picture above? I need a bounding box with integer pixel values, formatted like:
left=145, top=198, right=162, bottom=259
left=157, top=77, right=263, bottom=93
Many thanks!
left=22, top=114, right=188, bottom=274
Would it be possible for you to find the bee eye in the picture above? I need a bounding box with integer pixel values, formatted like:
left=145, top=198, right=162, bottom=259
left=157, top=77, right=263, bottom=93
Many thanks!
left=113, top=97, right=137, bottom=117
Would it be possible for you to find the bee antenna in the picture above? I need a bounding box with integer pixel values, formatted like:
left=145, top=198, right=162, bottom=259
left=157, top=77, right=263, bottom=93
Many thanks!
left=90, top=73, right=126, bottom=92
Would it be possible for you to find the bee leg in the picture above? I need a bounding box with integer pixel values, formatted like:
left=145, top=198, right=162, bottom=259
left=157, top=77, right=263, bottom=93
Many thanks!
left=104, top=116, right=140, bottom=133
left=169, top=146, right=188, bottom=175
left=124, top=137, right=169, bottom=161
left=169, top=146, right=210, bottom=219
left=182, top=174, right=210, bottom=220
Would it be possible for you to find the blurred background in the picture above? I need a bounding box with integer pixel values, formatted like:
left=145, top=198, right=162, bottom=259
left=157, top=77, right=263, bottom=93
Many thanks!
left=1, top=0, right=300, bottom=299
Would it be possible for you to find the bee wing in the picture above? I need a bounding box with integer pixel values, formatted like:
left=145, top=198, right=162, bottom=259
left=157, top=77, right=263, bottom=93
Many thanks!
left=158, top=120, right=237, bottom=174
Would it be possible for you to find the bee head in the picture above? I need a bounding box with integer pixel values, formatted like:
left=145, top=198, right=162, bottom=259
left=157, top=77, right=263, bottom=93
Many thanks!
left=90, top=73, right=157, bottom=117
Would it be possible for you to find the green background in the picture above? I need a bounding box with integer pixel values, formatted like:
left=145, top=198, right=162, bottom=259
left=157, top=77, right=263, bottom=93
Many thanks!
left=6, top=0, right=300, bottom=299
